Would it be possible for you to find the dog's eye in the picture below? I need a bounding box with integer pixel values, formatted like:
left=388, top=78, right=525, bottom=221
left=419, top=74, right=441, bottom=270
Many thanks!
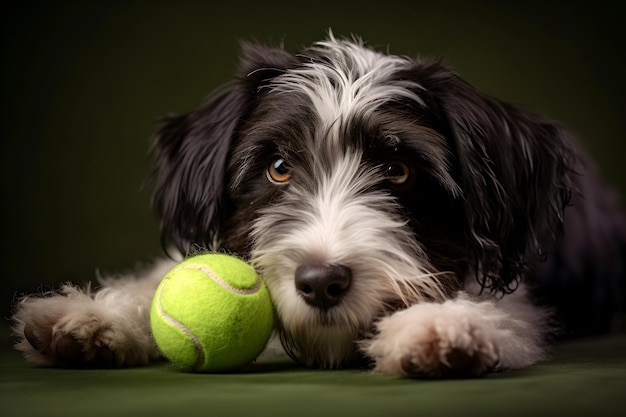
left=267, top=158, right=292, bottom=184
left=384, top=161, right=411, bottom=185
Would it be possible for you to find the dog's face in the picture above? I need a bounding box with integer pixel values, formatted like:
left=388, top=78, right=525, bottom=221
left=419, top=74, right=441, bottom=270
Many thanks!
left=152, top=36, right=574, bottom=367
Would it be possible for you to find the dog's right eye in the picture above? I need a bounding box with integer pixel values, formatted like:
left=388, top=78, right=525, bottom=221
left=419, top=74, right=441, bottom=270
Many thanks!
left=384, top=161, right=411, bottom=185
left=267, top=158, right=292, bottom=184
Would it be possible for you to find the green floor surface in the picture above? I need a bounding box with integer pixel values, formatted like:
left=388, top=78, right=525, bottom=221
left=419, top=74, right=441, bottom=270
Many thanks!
left=1, top=329, right=625, bottom=417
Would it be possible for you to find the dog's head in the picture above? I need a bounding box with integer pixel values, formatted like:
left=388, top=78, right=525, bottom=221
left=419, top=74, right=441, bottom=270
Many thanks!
left=151, top=35, right=575, bottom=367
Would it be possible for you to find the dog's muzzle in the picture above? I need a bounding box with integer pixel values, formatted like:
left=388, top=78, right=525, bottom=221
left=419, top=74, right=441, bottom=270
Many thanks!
left=295, top=264, right=352, bottom=310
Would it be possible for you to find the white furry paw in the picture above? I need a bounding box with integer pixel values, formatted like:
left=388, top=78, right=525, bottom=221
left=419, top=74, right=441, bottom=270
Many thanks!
left=13, top=284, right=157, bottom=368
left=363, top=297, right=543, bottom=378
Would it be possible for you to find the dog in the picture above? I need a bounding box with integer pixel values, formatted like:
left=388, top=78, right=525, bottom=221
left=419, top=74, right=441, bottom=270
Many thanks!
left=12, top=34, right=626, bottom=377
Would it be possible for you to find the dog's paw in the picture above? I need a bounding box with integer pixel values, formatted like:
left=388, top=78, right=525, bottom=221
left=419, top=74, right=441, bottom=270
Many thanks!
left=363, top=299, right=507, bottom=378
left=21, top=310, right=118, bottom=368
left=13, top=284, right=156, bottom=368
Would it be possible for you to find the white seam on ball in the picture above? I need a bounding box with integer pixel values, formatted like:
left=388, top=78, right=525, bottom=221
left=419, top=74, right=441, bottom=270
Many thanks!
left=154, top=283, right=205, bottom=369
left=181, top=264, right=262, bottom=295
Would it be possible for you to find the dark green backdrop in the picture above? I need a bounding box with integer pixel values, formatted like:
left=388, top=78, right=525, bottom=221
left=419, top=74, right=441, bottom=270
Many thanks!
left=2, top=0, right=625, bottom=321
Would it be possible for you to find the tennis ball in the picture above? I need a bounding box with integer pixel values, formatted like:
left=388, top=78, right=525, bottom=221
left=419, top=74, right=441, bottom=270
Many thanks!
left=150, top=253, right=274, bottom=372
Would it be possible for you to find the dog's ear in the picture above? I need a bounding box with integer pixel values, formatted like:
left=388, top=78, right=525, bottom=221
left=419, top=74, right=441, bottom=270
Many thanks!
left=409, top=62, right=577, bottom=293
left=151, top=43, right=296, bottom=254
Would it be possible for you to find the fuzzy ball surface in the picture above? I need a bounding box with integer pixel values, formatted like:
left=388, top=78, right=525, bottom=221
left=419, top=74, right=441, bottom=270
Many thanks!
left=150, top=253, right=274, bottom=372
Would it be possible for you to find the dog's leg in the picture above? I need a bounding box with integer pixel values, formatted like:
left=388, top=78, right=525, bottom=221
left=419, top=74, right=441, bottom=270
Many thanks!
left=363, top=288, right=549, bottom=378
left=12, top=258, right=176, bottom=368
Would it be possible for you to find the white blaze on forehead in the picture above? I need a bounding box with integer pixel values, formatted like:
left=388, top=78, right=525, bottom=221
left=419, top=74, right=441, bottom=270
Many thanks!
left=269, top=37, right=425, bottom=141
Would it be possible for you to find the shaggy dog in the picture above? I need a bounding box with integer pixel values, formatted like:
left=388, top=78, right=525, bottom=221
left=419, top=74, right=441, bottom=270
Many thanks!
left=13, top=34, right=626, bottom=377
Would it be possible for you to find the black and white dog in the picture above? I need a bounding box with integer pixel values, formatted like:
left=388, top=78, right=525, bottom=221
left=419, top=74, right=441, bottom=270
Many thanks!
left=13, top=34, right=626, bottom=377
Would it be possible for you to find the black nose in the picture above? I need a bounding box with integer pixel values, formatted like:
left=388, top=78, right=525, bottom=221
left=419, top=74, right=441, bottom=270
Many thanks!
left=295, top=264, right=352, bottom=310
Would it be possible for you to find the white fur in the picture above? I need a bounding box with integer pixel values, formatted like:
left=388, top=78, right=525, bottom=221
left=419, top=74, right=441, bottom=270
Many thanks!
left=272, top=36, right=425, bottom=146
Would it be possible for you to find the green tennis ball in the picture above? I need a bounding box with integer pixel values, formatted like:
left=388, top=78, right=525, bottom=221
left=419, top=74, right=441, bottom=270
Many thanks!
left=150, top=253, right=274, bottom=372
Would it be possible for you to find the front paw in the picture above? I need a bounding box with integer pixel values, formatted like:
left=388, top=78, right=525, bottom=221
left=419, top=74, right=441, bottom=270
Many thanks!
left=363, top=301, right=502, bottom=378
left=13, top=285, right=155, bottom=368
left=21, top=312, right=117, bottom=368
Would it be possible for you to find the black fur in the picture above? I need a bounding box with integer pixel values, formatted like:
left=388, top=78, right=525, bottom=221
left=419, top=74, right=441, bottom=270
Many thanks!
left=151, top=43, right=296, bottom=254
left=407, top=64, right=577, bottom=294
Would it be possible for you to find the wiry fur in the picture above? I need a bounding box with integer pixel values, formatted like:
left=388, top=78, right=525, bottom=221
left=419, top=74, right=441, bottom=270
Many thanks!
left=12, top=33, right=626, bottom=377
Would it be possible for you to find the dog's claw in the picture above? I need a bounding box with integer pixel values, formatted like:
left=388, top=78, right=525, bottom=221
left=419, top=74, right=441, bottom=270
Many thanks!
left=400, top=355, right=426, bottom=377
left=53, top=333, right=84, bottom=366
left=23, top=323, right=46, bottom=351
left=443, top=348, right=473, bottom=374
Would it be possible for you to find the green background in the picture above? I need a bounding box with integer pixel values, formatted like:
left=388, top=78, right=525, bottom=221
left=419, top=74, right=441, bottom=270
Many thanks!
left=2, top=0, right=625, bottom=335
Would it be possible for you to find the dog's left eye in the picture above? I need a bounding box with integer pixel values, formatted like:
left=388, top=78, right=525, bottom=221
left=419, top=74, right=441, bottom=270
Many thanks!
left=267, top=158, right=292, bottom=184
left=384, top=161, right=411, bottom=185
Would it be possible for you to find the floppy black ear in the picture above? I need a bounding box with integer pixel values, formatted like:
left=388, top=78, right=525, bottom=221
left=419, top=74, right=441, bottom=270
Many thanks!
left=412, top=62, right=577, bottom=293
left=151, top=43, right=296, bottom=254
